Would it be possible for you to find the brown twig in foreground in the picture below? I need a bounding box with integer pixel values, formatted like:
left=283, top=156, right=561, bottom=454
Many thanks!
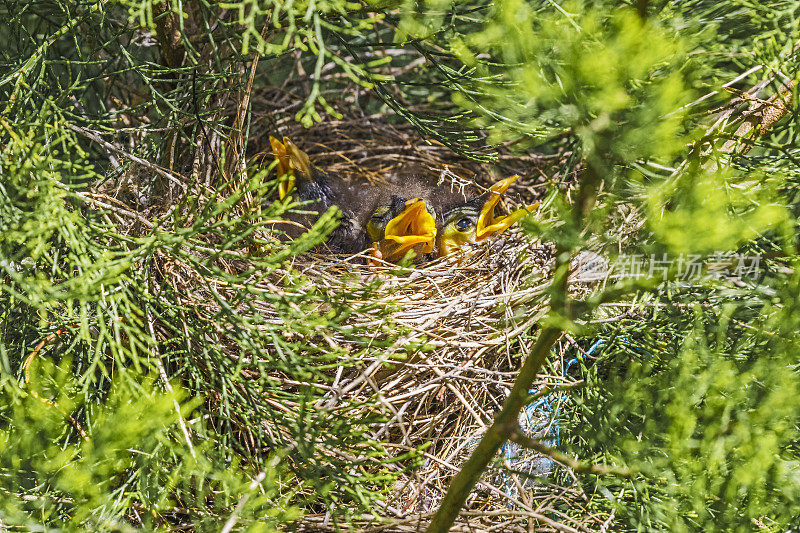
left=509, top=428, right=632, bottom=478
left=23, top=324, right=88, bottom=440
left=425, top=326, right=564, bottom=533
left=719, top=80, right=796, bottom=156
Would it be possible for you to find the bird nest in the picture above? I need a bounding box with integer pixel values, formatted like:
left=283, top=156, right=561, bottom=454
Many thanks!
left=100, top=99, right=616, bottom=530
left=236, top=117, right=614, bottom=530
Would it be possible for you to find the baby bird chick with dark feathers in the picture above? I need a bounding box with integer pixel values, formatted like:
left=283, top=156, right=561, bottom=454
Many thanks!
left=270, top=137, right=437, bottom=259
left=435, top=175, right=537, bottom=257
left=270, top=136, right=369, bottom=253
left=366, top=196, right=437, bottom=263
left=383, top=168, right=539, bottom=258
left=270, top=136, right=537, bottom=261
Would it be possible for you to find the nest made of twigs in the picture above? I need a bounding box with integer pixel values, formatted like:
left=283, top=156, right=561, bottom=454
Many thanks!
left=97, top=84, right=618, bottom=530
left=235, top=111, right=620, bottom=530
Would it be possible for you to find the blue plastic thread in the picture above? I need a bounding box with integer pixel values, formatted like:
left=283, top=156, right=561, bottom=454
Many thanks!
left=500, top=337, right=654, bottom=498
left=500, top=338, right=606, bottom=497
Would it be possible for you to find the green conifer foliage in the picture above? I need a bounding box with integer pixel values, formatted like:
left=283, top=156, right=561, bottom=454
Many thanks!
left=0, top=1, right=418, bottom=528
left=3, top=0, right=800, bottom=530
left=419, top=0, right=800, bottom=530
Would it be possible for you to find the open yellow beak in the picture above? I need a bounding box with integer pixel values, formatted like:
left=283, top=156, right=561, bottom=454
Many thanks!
left=269, top=136, right=312, bottom=200
left=382, top=198, right=437, bottom=260
left=269, top=136, right=293, bottom=200
left=475, top=175, right=539, bottom=240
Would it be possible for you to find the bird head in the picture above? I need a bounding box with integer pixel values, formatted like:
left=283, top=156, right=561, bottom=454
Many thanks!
left=368, top=197, right=437, bottom=262
left=269, top=136, right=312, bottom=199
left=437, top=175, right=538, bottom=257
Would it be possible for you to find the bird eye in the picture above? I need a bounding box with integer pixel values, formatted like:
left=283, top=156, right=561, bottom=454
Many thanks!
left=455, top=217, right=473, bottom=232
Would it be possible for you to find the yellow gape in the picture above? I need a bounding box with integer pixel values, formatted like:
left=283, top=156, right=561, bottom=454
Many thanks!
left=269, top=136, right=312, bottom=200
left=371, top=198, right=437, bottom=263
left=437, top=175, right=539, bottom=257
left=476, top=175, right=537, bottom=239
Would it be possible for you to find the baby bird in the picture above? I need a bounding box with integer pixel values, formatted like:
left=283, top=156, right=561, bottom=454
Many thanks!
left=269, top=137, right=436, bottom=259
left=269, top=136, right=366, bottom=253
left=436, top=176, right=538, bottom=257
left=380, top=168, right=538, bottom=258
left=269, top=136, right=536, bottom=261
left=366, top=196, right=437, bottom=263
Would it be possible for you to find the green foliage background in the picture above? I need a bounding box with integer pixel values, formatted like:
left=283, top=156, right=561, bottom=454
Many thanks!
left=2, top=0, right=800, bottom=531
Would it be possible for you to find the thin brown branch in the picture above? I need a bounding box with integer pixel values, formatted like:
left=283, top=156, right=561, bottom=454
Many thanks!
left=719, top=80, right=795, bottom=156
left=508, top=427, right=632, bottom=478
left=69, top=124, right=188, bottom=191
left=229, top=18, right=271, bottom=188
left=425, top=326, right=563, bottom=533
left=23, top=325, right=88, bottom=440
left=637, top=0, right=648, bottom=19
left=153, top=1, right=185, bottom=68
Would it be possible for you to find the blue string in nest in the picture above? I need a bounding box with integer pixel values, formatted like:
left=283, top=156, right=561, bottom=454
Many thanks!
left=499, top=339, right=606, bottom=498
